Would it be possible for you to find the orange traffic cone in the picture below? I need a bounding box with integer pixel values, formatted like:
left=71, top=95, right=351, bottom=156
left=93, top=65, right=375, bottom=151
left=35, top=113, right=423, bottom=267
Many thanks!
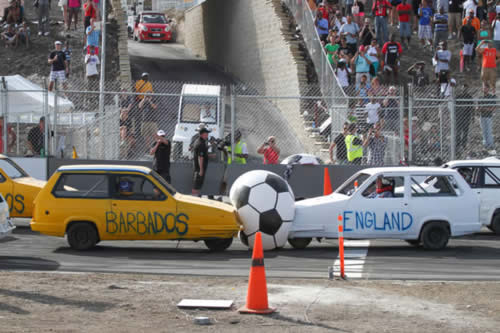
left=238, top=232, right=275, bottom=314
left=323, top=168, right=333, bottom=195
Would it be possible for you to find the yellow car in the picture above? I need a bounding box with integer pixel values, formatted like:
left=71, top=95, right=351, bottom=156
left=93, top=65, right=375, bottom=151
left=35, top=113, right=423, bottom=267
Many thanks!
left=30, top=165, right=240, bottom=251
left=0, top=155, right=46, bottom=218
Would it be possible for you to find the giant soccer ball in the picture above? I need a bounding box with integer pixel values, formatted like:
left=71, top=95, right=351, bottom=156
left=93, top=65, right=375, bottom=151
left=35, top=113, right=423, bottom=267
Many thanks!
left=229, top=170, right=295, bottom=250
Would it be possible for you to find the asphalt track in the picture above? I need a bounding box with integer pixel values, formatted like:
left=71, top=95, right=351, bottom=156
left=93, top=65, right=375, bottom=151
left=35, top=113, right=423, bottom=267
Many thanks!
left=1, top=226, right=500, bottom=281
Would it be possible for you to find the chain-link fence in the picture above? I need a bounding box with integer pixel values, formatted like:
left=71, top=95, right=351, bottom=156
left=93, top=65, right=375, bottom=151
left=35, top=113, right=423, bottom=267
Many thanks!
left=1, top=76, right=498, bottom=166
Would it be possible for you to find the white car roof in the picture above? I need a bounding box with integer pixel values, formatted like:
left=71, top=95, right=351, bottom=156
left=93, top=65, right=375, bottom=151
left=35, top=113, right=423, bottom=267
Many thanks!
left=361, top=167, right=459, bottom=175
left=445, top=157, right=500, bottom=167
left=181, top=84, right=221, bottom=96
left=58, top=165, right=151, bottom=174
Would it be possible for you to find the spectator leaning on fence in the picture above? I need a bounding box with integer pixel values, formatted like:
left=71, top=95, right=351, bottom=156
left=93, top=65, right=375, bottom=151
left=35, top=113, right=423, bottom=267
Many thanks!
left=48, top=41, right=68, bottom=91
left=257, top=136, right=280, bottom=165
left=329, top=122, right=349, bottom=164
left=363, top=122, right=387, bottom=166
left=27, top=117, right=45, bottom=156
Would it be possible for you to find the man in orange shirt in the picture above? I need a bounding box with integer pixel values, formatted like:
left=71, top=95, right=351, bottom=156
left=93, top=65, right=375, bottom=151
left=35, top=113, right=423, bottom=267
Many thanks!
left=476, top=40, right=500, bottom=95
left=462, top=10, right=480, bottom=38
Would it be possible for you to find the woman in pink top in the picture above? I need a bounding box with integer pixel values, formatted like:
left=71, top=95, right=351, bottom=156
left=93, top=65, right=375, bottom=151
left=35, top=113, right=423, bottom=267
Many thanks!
left=67, top=0, right=81, bottom=30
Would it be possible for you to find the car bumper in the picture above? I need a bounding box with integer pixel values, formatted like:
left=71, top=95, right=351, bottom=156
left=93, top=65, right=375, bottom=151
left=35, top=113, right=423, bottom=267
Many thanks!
left=139, top=31, right=172, bottom=41
left=0, top=219, right=16, bottom=239
left=30, top=221, right=65, bottom=237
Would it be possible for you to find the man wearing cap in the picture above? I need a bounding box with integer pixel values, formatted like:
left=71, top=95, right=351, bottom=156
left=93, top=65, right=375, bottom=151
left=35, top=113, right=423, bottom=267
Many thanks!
left=135, top=72, right=153, bottom=100
left=225, top=129, right=248, bottom=164
left=192, top=127, right=210, bottom=196
left=150, top=130, right=171, bottom=183
left=48, top=41, right=68, bottom=91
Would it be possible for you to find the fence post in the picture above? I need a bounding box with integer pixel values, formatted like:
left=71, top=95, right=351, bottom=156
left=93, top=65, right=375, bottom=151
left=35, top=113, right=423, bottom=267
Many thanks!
left=16, top=115, right=19, bottom=156
left=230, top=84, right=235, bottom=162
left=450, top=88, right=456, bottom=160
left=45, top=82, right=51, bottom=157
left=399, top=85, right=405, bottom=164
left=53, top=85, right=59, bottom=156
left=1, top=78, right=8, bottom=154
left=408, top=83, right=413, bottom=164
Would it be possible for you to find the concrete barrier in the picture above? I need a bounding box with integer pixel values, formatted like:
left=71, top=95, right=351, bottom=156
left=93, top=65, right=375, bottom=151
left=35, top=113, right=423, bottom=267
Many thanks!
left=47, top=158, right=365, bottom=198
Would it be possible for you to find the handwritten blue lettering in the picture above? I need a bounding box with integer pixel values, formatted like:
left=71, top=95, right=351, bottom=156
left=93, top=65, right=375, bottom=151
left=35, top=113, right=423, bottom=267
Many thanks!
left=5, top=193, right=25, bottom=214
left=105, top=211, right=190, bottom=236
left=343, top=211, right=413, bottom=232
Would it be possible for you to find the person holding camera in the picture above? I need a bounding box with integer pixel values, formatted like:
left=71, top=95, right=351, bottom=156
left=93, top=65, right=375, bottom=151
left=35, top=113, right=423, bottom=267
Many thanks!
left=257, top=136, right=280, bottom=165
left=150, top=130, right=171, bottom=183
left=363, top=122, right=387, bottom=166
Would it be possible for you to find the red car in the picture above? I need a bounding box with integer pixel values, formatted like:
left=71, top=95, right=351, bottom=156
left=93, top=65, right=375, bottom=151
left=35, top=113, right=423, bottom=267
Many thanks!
left=133, top=11, right=173, bottom=42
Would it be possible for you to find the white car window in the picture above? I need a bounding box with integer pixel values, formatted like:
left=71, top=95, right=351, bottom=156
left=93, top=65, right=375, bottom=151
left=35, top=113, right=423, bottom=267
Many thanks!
left=484, top=167, right=500, bottom=187
left=411, top=175, right=456, bottom=197
left=336, top=173, right=371, bottom=196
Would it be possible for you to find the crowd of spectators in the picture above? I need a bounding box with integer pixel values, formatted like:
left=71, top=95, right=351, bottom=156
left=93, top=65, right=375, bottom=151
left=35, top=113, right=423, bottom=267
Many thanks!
left=1, top=0, right=30, bottom=48
left=314, top=0, right=500, bottom=164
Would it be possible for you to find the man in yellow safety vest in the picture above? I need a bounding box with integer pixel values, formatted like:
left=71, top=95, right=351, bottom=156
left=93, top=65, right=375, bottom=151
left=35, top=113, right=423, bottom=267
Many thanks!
left=226, top=129, right=248, bottom=164
left=344, top=123, right=363, bottom=164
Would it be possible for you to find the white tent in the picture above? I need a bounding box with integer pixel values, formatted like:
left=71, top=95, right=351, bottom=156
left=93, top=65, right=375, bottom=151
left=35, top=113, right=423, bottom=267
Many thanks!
left=2, top=75, right=75, bottom=123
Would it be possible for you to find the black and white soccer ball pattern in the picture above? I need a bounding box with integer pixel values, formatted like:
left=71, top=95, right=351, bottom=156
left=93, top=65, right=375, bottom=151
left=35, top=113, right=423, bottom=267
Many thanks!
left=229, top=170, right=295, bottom=250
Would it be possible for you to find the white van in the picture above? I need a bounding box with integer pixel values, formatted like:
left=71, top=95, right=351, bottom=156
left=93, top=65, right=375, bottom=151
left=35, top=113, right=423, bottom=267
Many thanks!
left=172, top=84, right=224, bottom=159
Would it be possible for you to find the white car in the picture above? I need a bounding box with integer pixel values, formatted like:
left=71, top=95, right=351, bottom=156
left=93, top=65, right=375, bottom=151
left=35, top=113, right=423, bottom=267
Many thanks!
left=0, top=193, right=14, bottom=240
left=287, top=167, right=481, bottom=250
left=440, top=158, right=500, bottom=234
left=281, top=154, right=323, bottom=165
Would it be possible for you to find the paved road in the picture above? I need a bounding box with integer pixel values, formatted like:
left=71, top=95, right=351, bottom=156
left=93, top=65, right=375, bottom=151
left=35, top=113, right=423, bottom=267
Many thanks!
left=1, top=226, right=500, bottom=280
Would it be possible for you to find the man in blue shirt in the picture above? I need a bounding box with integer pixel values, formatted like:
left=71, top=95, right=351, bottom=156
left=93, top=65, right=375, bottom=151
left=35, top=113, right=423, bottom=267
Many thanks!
left=351, top=45, right=373, bottom=87
left=433, top=7, right=448, bottom=49
left=85, top=17, right=100, bottom=55
left=418, top=0, right=433, bottom=49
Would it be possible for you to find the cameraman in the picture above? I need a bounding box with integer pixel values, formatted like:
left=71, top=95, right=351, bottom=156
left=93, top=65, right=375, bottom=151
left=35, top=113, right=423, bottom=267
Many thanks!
left=257, top=136, right=280, bottom=164
left=226, top=129, right=248, bottom=164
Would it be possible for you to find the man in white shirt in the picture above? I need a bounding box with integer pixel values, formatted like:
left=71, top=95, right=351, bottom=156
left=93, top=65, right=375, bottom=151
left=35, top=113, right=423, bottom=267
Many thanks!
left=434, top=41, right=451, bottom=76
left=365, top=96, right=381, bottom=125
left=85, top=45, right=100, bottom=108
left=463, top=0, right=477, bottom=17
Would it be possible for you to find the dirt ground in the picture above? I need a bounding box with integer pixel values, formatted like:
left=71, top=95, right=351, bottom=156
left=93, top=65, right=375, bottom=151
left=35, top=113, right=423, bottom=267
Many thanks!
left=0, top=0, right=119, bottom=85
left=0, top=272, right=499, bottom=332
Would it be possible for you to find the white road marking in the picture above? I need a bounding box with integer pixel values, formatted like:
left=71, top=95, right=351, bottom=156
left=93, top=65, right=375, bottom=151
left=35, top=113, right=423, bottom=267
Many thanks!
left=333, top=240, right=370, bottom=279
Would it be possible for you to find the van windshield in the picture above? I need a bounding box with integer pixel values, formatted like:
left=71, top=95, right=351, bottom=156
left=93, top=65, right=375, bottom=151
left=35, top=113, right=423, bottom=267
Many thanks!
left=0, top=159, right=29, bottom=179
left=180, top=96, right=218, bottom=124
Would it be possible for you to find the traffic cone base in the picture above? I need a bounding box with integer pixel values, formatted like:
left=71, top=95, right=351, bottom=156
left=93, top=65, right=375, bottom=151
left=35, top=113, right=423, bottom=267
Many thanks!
left=238, top=306, right=276, bottom=314
left=238, top=232, right=276, bottom=315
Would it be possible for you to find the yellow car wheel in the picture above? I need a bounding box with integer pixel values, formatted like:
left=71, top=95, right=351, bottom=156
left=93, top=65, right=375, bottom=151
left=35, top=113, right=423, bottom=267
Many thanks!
left=67, top=222, right=99, bottom=250
left=204, top=238, right=233, bottom=252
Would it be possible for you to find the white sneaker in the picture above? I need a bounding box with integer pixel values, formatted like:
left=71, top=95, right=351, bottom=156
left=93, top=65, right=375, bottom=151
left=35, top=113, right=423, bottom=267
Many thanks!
left=44, top=31, right=49, bottom=36
left=488, top=149, right=497, bottom=155
left=38, top=31, right=42, bottom=36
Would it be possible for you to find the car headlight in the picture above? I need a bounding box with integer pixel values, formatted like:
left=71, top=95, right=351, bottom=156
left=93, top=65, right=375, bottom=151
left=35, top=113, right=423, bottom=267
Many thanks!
left=141, top=26, right=148, bottom=32
left=164, top=25, right=171, bottom=32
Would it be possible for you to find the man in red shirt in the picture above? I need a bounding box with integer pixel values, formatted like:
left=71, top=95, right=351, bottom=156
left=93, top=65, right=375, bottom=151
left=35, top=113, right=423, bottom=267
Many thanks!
left=257, top=136, right=280, bottom=164
left=317, top=3, right=328, bottom=19
left=476, top=40, right=500, bottom=95
left=397, top=0, right=412, bottom=48
left=372, top=0, right=392, bottom=46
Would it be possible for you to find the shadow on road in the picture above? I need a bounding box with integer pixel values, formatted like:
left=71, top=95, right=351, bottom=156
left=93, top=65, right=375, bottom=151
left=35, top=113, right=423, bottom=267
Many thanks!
left=0, top=256, right=60, bottom=271
left=367, top=245, right=500, bottom=259
left=0, top=301, right=30, bottom=315
left=0, top=288, right=115, bottom=312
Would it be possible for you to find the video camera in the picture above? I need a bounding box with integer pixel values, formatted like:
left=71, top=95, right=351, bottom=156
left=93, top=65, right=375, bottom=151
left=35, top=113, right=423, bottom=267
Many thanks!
left=209, top=133, right=232, bottom=151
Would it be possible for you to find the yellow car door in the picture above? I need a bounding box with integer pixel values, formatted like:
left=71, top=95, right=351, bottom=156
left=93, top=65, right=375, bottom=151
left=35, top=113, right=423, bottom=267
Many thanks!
left=0, top=169, right=14, bottom=214
left=106, top=173, right=178, bottom=240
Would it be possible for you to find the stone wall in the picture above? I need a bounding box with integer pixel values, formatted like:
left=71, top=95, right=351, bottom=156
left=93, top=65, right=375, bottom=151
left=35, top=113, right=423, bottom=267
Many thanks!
left=111, top=0, right=133, bottom=88
left=184, top=0, right=317, bottom=154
